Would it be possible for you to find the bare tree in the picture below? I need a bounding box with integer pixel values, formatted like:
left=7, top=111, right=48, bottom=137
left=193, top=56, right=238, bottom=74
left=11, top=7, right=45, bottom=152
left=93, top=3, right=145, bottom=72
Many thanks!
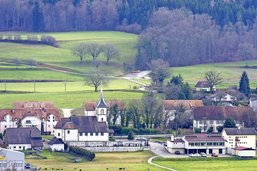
left=205, top=70, right=223, bottom=93
left=86, top=71, right=107, bottom=92
left=71, top=43, right=87, bottom=63
left=85, top=43, right=103, bottom=63
left=103, top=44, right=119, bottom=64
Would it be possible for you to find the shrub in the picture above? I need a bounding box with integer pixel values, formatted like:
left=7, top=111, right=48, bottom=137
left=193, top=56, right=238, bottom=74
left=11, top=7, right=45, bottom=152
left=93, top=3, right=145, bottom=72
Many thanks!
left=216, top=126, right=224, bottom=133
left=109, top=137, right=115, bottom=141
left=69, top=146, right=95, bottom=161
left=128, top=131, right=135, bottom=140
left=194, top=128, right=201, bottom=133
left=41, top=35, right=58, bottom=47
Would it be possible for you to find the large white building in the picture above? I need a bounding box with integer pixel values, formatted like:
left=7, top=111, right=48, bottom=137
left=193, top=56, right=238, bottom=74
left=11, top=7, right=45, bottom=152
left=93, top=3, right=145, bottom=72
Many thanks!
left=0, top=102, right=61, bottom=134
left=222, top=127, right=257, bottom=155
left=193, top=106, right=254, bottom=132
left=166, top=134, right=226, bottom=155
left=54, top=89, right=111, bottom=147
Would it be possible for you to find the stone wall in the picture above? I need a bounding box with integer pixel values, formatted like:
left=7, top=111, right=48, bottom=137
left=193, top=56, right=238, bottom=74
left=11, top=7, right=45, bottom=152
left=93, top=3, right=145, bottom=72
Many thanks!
left=83, top=146, right=150, bottom=152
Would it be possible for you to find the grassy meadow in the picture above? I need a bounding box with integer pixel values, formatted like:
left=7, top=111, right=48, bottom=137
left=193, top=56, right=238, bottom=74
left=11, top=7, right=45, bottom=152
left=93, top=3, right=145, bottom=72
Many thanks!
left=26, top=151, right=162, bottom=171
left=153, top=157, right=257, bottom=171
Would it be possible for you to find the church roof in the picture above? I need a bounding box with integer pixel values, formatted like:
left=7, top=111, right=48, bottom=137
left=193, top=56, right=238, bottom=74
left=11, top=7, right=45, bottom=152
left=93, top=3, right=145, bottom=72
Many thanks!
left=96, top=85, right=108, bottom=108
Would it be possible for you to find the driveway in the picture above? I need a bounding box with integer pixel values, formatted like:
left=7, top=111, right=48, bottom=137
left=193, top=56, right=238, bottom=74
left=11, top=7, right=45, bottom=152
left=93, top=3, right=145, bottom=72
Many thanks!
left=149, top=142, right=188, bottom=158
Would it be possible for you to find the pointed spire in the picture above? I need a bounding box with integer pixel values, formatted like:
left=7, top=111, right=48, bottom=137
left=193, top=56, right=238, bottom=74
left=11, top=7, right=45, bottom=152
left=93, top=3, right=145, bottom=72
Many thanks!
left=96, top=81, right=108, bottom=108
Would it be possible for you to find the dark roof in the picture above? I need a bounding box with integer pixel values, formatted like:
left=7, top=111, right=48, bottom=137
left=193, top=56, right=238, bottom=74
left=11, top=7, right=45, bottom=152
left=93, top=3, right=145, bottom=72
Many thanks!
left=62, top=122, right=78, bottom=129
left=193, top=106, right=255, bottom=120
left=223, top=128, right=257, bottom=135
left=55, top=116, right=109, bottom=133
left=85, top=100, right=125, bottom=111
left=195, top=81, right=209, bottom=88
left=163, top=100, right=203, bottom=110
left=5, top=128, right=43, bottom=147
left=184, top=134, right=225, bottom=142
left=97, top=98, right=108, bottom=108
left=48, top=137, right=65, bottom=145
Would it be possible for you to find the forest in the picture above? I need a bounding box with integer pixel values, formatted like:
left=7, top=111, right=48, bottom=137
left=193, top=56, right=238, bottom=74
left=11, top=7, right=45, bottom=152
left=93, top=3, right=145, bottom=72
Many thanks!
left=1, top=0, right=257, bottom=66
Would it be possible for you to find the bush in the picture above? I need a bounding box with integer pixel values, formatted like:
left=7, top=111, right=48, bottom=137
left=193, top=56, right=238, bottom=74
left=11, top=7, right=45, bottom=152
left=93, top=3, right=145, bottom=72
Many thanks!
left=109, top=137, right=115, bottom=141
left=128, top=131, right=135, bottom=140
left=109, top=125, right=162, bottom=135
left=216, top=126, right=224, bottom=133
left=207, top=127, right=213, bottom=133
left=41, top=35, right=58, bottom=47
left=194, top=127, right=201, bottom=133
left=69, top=146, right=95, bottom=161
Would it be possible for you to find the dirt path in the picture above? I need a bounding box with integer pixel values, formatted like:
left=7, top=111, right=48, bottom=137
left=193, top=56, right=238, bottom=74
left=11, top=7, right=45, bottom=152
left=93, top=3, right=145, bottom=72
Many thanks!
left=148, top=156, right=177, bottom=171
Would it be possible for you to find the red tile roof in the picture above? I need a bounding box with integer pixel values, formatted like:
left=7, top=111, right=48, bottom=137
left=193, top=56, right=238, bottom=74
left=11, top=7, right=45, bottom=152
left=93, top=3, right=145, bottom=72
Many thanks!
left=195, top=81, right=209, bottom=88
left=163, top=100, right=204, bottom=110
left=184, top=134, right=225, bottom=142
left=13, top=101, right=55, bottom=109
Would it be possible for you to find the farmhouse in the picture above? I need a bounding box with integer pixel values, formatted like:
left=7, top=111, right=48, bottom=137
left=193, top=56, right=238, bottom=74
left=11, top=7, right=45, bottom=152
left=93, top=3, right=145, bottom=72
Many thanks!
left=163, top=100, right=203, bottom=125
left=4, top=128, right=43, bottom=151
left=0, top=101, right=61, bottom=134
left=166, top=134, right=226, bottom=155
left=222, top=127, right=256, bottom=156
left=195, top=81, right=215, bottom=92
left=193, top=106, right=254, bottom=132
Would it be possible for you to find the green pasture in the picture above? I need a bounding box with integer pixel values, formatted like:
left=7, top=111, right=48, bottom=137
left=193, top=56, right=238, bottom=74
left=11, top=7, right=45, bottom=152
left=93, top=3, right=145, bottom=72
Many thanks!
left=0, top=91, right=144, bottom=109
left=153, top=157, right=257, bottom=171
left=26, top=151, right=161, bottom=171
left=0, top=31, right=138, bottom=75
left=172, top=60, right=257, bottom=88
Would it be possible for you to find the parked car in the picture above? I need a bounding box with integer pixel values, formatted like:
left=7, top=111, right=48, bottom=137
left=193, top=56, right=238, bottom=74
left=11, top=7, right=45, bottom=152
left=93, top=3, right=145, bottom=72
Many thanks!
left=189, top=153, right=195, bottom=157
left=25, top=163, right=31, bottom=169
left=211, top=153, right=218, bottom=157
left=175, top=151, right=180, bottom=155
left=200, top=152, right=207, bottom=157
left=194, top=153, right=201, bottom=157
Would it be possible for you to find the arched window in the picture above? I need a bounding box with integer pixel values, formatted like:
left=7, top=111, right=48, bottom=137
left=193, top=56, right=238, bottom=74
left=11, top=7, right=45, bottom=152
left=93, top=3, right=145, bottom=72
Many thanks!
left=100, top=109, right=104, bottom=114
left=101, top=118, right=104, bottom=121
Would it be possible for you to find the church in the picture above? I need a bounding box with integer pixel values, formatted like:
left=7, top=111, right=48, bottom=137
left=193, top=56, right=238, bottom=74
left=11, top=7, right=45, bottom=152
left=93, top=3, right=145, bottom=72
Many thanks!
left=54, top=88, right=112, bottom=147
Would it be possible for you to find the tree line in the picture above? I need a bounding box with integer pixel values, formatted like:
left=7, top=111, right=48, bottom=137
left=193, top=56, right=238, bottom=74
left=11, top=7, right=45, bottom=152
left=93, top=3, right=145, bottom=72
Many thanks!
left=136, top=8, right=257, bottom=69
left=2, top=0, right=257, bottom=32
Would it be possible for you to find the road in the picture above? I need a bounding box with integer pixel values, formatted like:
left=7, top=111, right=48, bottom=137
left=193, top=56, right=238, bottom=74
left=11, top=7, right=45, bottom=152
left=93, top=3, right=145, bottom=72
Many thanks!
left=148, top=156, right=177, bottom=171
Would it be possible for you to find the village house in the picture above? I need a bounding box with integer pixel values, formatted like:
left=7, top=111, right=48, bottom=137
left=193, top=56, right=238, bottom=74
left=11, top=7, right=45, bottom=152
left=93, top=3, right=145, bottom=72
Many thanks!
left=195, top=81, right=215, bottom=92
left=4, top=128, right=43, bottom=151
left=166, top=134, right=226, bottom=155
left=208, top=89, right=246, bottom=104
left=162, top=100, right=204, bottom=125
left=48, top=137, right=66, bottom=152
left=0, top=101, right=62, bottom=134
left=54, top=89, right=111, bottom=147
left=222, top=127, right=256, bottom=157
left=193, top=106, right=255, bottom=132
left=84, top=100, right=125, bottom=125
left=249, top=97, right=257, bottom=111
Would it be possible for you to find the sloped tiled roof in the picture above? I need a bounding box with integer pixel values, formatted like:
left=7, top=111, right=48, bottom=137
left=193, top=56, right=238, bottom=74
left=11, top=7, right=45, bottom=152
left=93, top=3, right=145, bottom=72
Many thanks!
left=5, top=128, right=43, bottom=147
left=55, top=116, right=109, bottom=133
left=184, top=134, right=225, bottom=142
left=224, top=128, right=257, bottom=135
left=193, top=106, right=255, bottom=120
left=195, top=81, right=209, bottom=88
left=13, top=101, right=55, bottom=109
left=85, top=100, right=125, bottom=111
left=48, top=137, right=65, bottom=145
left=163, top=100, right=204, bottom=110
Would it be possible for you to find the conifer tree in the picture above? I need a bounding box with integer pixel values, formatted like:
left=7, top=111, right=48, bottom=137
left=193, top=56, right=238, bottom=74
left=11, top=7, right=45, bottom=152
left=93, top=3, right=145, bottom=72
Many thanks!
left=239, top=71, right=250, bottom=96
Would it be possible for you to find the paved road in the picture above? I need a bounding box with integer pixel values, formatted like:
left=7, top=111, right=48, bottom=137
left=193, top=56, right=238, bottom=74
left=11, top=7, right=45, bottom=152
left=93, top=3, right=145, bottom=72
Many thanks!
left=150, top=142, right=188, bottom=158
left=148, top=156, right=177, bottom=171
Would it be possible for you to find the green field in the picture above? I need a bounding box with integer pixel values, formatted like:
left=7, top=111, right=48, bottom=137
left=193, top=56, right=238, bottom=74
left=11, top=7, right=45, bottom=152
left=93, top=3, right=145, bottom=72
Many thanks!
left=172, top=60, right=257, bottom=88
left=26, top=151, right=163, bottom=171
left=153, top=157, right=257, bottom=171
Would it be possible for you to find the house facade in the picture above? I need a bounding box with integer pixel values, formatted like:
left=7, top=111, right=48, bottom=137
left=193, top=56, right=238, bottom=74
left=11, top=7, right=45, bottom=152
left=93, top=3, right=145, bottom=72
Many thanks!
left=166, top=134, right=226, bottom=155
left=4, top=128, right=43, bottom=151
left=195, top=81, right=216, bottom=92
left=193, top=106, right=254, bottom=132
left=222, top=127, right=256, bottom=155
left=48, top=137, right=65, bottom=152
left=0, top=102, right=61, bottom=134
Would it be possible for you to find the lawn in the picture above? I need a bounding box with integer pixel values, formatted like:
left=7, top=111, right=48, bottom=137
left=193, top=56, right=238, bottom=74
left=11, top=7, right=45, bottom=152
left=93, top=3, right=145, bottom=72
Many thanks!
left=0, top=90, right=144, bottom=109
left=172, top=60, right=257, bottom=88
left=26, top=151, right=163, bottom=171
left=153, top=157, right=257, bottom=171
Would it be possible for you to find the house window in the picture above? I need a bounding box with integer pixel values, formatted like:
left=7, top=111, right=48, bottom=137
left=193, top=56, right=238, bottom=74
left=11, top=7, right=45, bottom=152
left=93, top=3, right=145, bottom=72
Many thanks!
left=58, top=133, right=60, bottom=137
left=67, top=130, right=70, bottom=134
left=101, top=118, right=104, bottom=121
left=13, top=146, right=16, bottom=149
left=100, top=109, right=104, bottom=114
left=19, top=146, right=21, bottom=149
left=90, top=133, right=93, bottom=136
left=101, top=133, right=104, bottom=136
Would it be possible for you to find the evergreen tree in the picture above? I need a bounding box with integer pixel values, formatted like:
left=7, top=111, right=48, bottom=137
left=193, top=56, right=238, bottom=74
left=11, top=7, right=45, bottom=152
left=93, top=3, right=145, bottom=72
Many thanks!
left=223, top=118, right=236, bottom=128
left=239, top=71, right=250, bottom=96
left=32, top=2, right=44, bottom=32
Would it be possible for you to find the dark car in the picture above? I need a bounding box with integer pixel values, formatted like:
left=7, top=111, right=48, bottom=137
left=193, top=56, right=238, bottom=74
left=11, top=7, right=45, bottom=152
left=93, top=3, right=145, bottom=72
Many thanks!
left=175, top=151, right=180, bottom=155
left=211, top=153, right=218, bottom=157
left=25, top=163, right=31, bottom=169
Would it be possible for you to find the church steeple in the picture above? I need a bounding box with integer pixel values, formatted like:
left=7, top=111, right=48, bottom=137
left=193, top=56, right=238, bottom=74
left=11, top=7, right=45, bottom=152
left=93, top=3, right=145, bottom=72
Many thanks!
left=96, top=82, right=108, bottom=108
